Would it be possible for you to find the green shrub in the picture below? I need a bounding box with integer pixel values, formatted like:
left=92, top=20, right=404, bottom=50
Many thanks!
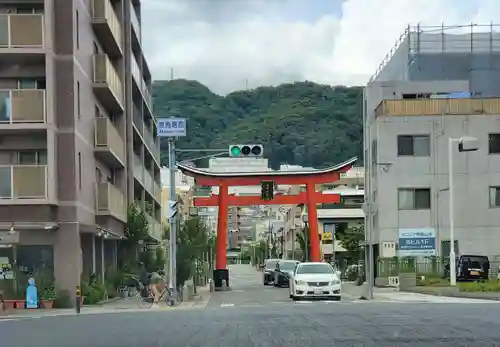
left=458, top=280, right=500, bottom=292
left=417, top=277, right=448, bottom=287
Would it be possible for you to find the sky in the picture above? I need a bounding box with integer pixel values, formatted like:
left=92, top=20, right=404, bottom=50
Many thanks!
left=141, top=0, right=500, bottom=95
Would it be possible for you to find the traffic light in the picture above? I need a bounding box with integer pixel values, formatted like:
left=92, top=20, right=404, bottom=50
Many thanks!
left=228, top=144, right=263, bottom=157
left=261, top=180, right=274, bottom=201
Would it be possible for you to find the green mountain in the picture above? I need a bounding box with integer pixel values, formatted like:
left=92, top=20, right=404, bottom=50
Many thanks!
left=152, top=79, right=363, bottom=169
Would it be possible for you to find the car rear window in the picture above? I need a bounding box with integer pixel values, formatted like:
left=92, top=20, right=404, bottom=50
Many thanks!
left=265, top=260, right=277, bottom=269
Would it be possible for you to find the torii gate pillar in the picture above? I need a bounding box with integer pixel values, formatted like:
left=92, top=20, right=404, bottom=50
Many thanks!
left=306, top=181, right=321, bottom=261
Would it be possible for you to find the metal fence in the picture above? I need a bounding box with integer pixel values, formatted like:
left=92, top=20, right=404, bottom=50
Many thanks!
left=377, top=257, right=500, bottom=278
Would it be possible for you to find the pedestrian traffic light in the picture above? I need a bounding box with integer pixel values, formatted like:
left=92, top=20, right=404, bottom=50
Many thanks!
left=228, top=144, right=263, bottom=157
left=261, top=181, right=274, bottom=201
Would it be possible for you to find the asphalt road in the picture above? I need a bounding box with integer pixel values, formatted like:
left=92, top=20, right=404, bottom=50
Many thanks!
left=2, top=265, right=500, bottom=347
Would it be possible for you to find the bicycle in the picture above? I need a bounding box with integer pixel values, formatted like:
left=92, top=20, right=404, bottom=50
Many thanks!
left=132, top=276, right=181, bottom=308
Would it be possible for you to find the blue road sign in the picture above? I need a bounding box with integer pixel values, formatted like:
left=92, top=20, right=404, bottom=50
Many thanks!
left=157, top=118, right=187, bottom=137
left=398, top=228, right=436, bottom=257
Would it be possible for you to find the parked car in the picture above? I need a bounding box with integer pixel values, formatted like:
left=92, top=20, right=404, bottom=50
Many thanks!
left=273, top=260, right=300, bottom=287
left=263, top=259, right=279, bottom=285
left=444, top=255, right=490, bottom=281
left=289, top=262, right=341, bottom=301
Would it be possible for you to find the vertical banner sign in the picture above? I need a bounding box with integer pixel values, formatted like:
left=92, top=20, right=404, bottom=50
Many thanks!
left=157, top=118, right=187, bottom=137
left=398, top=228, right=436, bottom=257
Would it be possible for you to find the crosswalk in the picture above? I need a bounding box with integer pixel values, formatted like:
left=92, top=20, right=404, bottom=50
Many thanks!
left=218, top=297, right=500, bottom=309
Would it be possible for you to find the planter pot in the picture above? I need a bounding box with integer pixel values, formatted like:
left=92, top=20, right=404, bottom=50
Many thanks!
left=15, top=300, right=25, bottom=309
left=42, top=300, right=54, bottom=309
left=2, top=300, right=16, bottom=310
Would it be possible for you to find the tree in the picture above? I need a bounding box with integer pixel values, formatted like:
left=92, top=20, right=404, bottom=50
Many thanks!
left=337, top=224, right=365, bottom=264
left=296, top=226, right=311, bottom=262
left=172, top=217, right=209, bottom=288
left=124, top=202, right=149, bottom=245
left=119, top=202, right=149, bottom=266
left=153, top=80, right=363, bottom=168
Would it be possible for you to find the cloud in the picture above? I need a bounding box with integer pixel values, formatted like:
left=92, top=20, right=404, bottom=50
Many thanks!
left=142, top=0, right=500, bottom=94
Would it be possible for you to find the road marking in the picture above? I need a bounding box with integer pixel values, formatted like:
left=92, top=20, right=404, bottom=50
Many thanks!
left=220, top=303, right=235, bottom=308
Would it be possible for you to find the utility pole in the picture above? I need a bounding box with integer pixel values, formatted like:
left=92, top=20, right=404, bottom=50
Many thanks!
left=168, top=137, right=178, bottom=304
left=158, top=117, right=187, bottom=306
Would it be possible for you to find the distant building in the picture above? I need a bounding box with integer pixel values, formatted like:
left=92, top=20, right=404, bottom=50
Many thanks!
left=365, top=24, right=500, bottom=260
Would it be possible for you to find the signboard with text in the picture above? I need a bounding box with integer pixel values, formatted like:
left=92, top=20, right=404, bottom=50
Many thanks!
left=398, top=228, right=436, bottom=257
left=157, top=118, right=187, bottom=137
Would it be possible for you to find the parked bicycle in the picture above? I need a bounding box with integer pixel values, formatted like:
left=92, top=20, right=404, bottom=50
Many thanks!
left=131, top=275, right=181, bottom=308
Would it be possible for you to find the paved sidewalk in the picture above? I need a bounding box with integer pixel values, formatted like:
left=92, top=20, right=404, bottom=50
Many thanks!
left=373, top=287, right=500, bottom=303
left=0, top=284, right=213, bottom=319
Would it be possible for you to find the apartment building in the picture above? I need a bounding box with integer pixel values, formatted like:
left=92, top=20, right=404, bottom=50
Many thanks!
left=0, top=0, right=162, bottom=294
left=365, top=24, right=500, bottom=260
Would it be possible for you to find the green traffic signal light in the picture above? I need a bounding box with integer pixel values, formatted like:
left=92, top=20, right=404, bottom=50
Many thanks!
left=230, top=146, right=241, bottom=156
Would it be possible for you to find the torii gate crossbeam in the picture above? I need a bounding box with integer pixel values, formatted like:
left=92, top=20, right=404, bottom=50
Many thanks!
left=177, top=157, right=357, bottom=289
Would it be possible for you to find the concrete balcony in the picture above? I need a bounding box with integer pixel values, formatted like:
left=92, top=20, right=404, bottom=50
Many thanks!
left=0, top=165, right=48, bottom=203
left=376, top=97, right=500, bottom=117
left=0, top=89, right=45, bottom=130
left=96, top=182, right=126, bottom=222
left=94, top=117, right=125, bottom=168
left=92, top=54, right=124, bottom=113
left=0, top=14, right=44, bottom=57
left=91, top=0, right=123, bottom=58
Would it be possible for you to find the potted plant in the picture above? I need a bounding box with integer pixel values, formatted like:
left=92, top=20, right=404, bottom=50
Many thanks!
left=40, top=287, right=56, bottom=308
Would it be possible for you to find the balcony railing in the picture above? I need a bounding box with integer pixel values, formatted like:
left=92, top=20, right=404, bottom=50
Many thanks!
left=0, top=165, right=47, bottom=199
left=132, top=107, right=143, bottom=134
left=134, top=154, right=144, bottom=184
left=130, top=3, right=140, bottom=39
left=142, top=84, right=152, bottom=109
left=0, top=14, right=44, bottom=48
left=375, top=97, right=500, bottom=117
left=0, top=89, right=45, bottom=123
left=154, top=182, right=162, bottom=202
left=92, top=53, right=124, bottom=107
left=144, top=169, right=154, bottom=194
left=91, top=0, right=122, bottom=56
left=131, top=53, right=141, bottom=87
left=144, top=126, right=160, bottom=161
left=94, top=117, right=125, bottom=166
left=96, top=182, right=126, bottom=222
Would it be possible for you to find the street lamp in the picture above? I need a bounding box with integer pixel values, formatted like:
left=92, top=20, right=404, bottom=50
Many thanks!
left=448, top=136, right=479, bottom=286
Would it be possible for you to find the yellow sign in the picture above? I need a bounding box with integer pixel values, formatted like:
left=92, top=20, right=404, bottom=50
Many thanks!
left=322, top=232, right=333, bottom=241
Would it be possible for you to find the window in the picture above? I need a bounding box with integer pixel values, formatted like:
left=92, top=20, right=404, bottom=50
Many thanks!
left=77, top=81, right=81, bottom=118
left=78, top=152, right=82, bottom=189
left=75, top=10, right=79, bottom=49
left=489, top=187, right=500, bottom=207
left=398, top=188, right=431, bottom=210
left=17, top=150, right=47, bottom=165
left=19, top=79, right=36, bottom=89
left=488, top=134, right=500, bottom=154
left=36, top=79, right=46, bottom=90
left=397, top=135, right=430, bottom=156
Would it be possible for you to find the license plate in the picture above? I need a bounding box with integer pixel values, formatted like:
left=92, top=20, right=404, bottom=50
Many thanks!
left=314, top=289, right=322, bottom=294
left=470, top=271, right=479, bottom=276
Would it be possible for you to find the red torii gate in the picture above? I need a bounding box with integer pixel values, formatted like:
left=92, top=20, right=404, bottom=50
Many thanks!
left=177, top=157, right=357, bottom=288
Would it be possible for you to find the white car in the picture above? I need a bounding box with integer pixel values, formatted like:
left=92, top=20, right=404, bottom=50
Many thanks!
left=289, top=262, right=342, bottom=301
